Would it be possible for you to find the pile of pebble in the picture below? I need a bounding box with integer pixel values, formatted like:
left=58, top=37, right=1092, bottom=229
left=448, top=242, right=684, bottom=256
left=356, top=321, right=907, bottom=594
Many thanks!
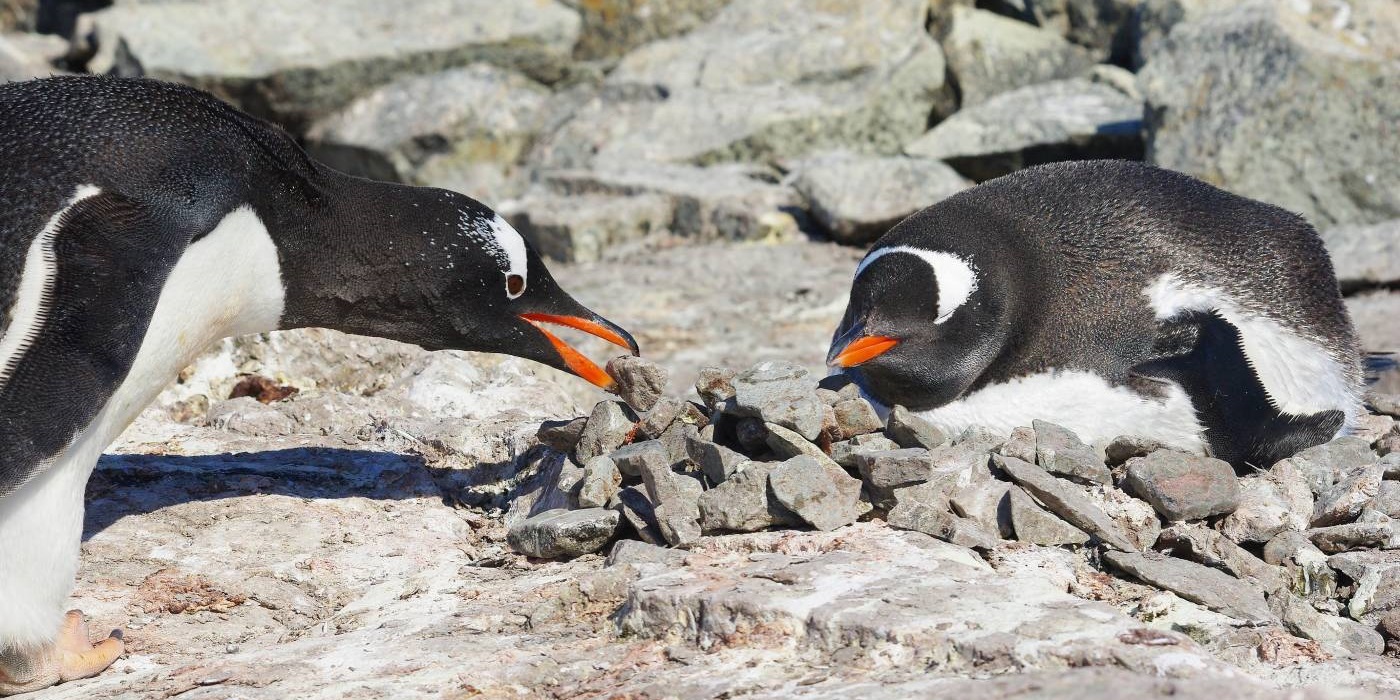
left=509, top=358, right=1400, bottom=656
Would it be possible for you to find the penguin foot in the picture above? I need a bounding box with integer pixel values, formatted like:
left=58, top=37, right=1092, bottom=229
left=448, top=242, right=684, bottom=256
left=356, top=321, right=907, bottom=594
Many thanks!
left=0, top=611, right=123, bottom=696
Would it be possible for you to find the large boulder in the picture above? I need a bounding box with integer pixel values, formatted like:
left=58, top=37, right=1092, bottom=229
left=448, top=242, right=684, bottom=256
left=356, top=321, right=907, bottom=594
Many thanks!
left=563, top=0, right=732, bottom=61
left=787, top=151, right=971, bottom=245
left=534, top=0, right=953, bottom=170
left=1139, top=1, right=1400, bottom=229
left=83, top=0, right=581, bottom=127
left=983, top=0, right=1143, bottom=62
left=904, top=76, right=1143, bottom=181
left=938, top=6, right=1096, bottom=107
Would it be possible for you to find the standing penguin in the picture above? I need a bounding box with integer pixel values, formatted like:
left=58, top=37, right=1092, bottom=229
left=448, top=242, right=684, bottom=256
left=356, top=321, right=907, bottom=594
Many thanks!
left=0, top=76, right=639, bottom=694
left=828, top=160, right=1363, bottom=467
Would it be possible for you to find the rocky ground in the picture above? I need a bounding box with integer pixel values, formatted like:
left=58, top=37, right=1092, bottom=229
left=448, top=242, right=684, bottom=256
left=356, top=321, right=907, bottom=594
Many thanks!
left=2, top=0, right=1398, bottom=698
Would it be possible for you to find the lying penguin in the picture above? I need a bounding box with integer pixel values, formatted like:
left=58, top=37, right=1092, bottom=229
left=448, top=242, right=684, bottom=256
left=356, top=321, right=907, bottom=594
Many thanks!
left=828, top=160, right=1363, bottom=469
left=0, top=76, right=638, bottom=694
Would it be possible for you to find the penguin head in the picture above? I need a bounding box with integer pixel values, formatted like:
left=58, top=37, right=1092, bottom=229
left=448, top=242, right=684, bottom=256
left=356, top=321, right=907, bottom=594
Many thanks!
left=279, top=183, right=638, bottom=390
left=826, top=246, right=1004, bottom=410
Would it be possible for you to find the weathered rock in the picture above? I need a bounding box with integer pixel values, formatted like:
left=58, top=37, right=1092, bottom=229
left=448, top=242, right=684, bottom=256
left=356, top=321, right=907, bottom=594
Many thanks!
left=856, top=449, right=936, bottom=492
left=605, top=539, right=689, bottom=568
left=610, top=440, right=670, bottom=479
left=537, top=417, right=587, bottom=453
left=1000, top=426, right=1038, bottom=464
left=1349, top=564, right=1400, bottom=625
left=950, top=480, right=1014, bottom=538
left=904, top=78, right=1142, bottom=181
left=576, top=401, right=635, bottom=464
left=686, top=433, right=747, bottom=484
left=1287, top=437, right=1379, bottom=496
left=1323, top=219, right=1400, bottom=289
left=763, top=423, right=830, bottom=463
left=694, top=366, right=736, bottom=409
left=1219, top=460, right=1313, bottom=543
left=86, top=0, right=582, bottom=126
left=1308, top=521, right=1393, bottom=554
left=636, top=398, right=680, bottom=440
left=503, top=191, right=675, bottom=263
left=1369, top=392, right=1400, bottom=418
left=656, top=420, right=699, bottom=466
left=1373, top=481, right=1400, bottom=519
left=206, top=397, right=297, bottom=436
left=995, top=454, right=1138, bottom=552
left=1139, top=2, right=1400, bottom=229
left=1350, top=292, right=1400, bottom=359
left=614, top=486, right=666, bottom=545
left=1103, top=551, right=1276, bottom=623
left=1033, top=420, right=1111, bottom=484
left=1312, top=466, right=1382, bottom=527
left=787, top=151, right=970, bottom=244
left=507, top=508, right=621, bottom=559
left=830, top=433, right=901, bottom=469
left=829, top=397, right=886, bottom=440
left=888, top=482, right=998, bottom=548
left=1009, top=486, right=1090, bottom=546
left=886, top=405, right=948, bottom=449
left=1263, top=530, right=1337, bottom=601
left=697, top=462, right=796, bottom=533
left=565, top=0, right=732, bottom=61
left=1090, top=485, right=1162, bottom=551
left=1104, top=435, right=1169, bottom=467
left=1158, top=524, right=1288, bottom=594
left=985, top=0, right=1142, bottom=61
left=1124, top=451, right=1239, bottom=521
left=1269, top=591, right=1385, bottom=656
left=939, top=6, right=1096, bottom=107
left=769, top=456, right=861, bottom=531
left=730, top=360, right=809, bottom=412
left=577, top=456, right=622, bottom=509
left=606, top=355, right=669, bottom=412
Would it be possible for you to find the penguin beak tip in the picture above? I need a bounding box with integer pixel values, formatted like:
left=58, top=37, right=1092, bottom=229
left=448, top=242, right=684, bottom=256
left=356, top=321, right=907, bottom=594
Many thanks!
left=829, top=335, right=899, bottom=368
left=518, top=313, right=638, bottom=389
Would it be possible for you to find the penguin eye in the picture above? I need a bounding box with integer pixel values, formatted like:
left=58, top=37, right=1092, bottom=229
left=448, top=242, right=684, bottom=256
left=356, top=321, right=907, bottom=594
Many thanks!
left=506, top=274, right=526, bottom=299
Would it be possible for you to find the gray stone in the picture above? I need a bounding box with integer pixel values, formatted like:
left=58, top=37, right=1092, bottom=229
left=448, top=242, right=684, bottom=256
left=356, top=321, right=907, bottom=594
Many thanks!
left=856, top=449, right=936, bottom=492
left=1263, top=530, right=1337, bottom=601
left=694, top=366, right=736, bottom=409
left=950, top=480, right=1014, bottom=538
left=814, top=388, right=842, bottom=406
left=995, top=454, right=1138, bottom=552
left=788, top=152, right=971, bottom=245
left=1312, top=465, right=1383, bottom=527
left=609, top=440, right=669, bottom=480
left=1373, top=481, right=1400, bottom=519
left=1350, top=292, right=1400, bottom=358
left=1323, top=219, right=1400, bottom=289
left=1158, top=524, right=1288, bottom=594
left=654, top=502, right=703, bottom=548
left=615, top=486, right=665, bottom=545
left=1123, top=451, right=1239, bottom=521
left=1350, top=565, right=1400, bottom=624
left=1033, top=419, right=1111, bottom=485
left=637, top=398, right=682, bottom=440
left=889, top=483, right=999, bottom=548
left=952, top=426, right=1007, bottom=455
left=1102, top=551, right=1276, bottom=623
left=686, top=433, right=747, bottom=484
left=1000, top=426, right=1038, bottom=464
left=769, top=456, right=862, bottom=531
left=1329, top=550, right=1400, bottom=581
left=502, top=191, right=675, bottom=263
left=1269, top=592, right=1385, bottom=656
left=507, top=508, right=621, bottom=559
left=1009, top=486, right=1090, bottom=546
left=1369, top=392, right=1400, bottom=418
left=0, top=31, right=66, bottom=82
left=905, top=78, right=1142, bottom=181
left=577, top=457, right=622, bottom=509
left=730, top=360, right=809, bottom=413
left=697, top=462, right=796, bottom=533
left=985, top=0, right=1142, bottom=60
left=1090, top=485, right=1163, bottom=551
left=1287, top=436, right=1379, bottom=495
left=537, top=417, right=587, bottom=453
left=565, top=0, right=732, bottom=61
left=86, top=0, right=581, bottom=126
left=634, top=453, right=705, bottom=547
left=656, top=420, right=699, bottom=467
left=1218, top=460, right=1313, bottom=543
left=1104, top=436, right=1169, bottom=467
left=605, top=539, right=689, bottom=568
left=1308, top=521, right=1393, bottom=554
left=207, top=397, right=297, bottom=436
left=576, top=401, right=635, bottom=464
left=606, top=355, right=669, bottom=412
left=886, top=405, right=948, bottom=449
left=939, top=6, right=1096, bottom=107
left=831, top=398, right=886, bottom=440
left=1139, top=2, right=1400, bottom=229
left=830, top=433, right=901, bottom=469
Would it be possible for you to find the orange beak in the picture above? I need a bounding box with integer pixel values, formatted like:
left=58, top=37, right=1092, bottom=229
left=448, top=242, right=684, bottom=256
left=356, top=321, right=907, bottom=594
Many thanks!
left=519, top=313, right=640, bottom=390
left=829, top=335, right=899, bottom=368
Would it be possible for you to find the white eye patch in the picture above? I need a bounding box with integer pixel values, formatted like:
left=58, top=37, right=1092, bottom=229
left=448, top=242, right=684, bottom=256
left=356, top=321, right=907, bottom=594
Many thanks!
left=459, top=211, right=529, bottom=299
left=855, top=245, right=979, bottom=324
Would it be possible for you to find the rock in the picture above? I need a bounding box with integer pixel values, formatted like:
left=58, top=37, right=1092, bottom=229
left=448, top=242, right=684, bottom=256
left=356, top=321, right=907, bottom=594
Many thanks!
left=1102, top=551, right=1276, bottom=623
left=686, top=433, right=747, bottom=484
left=507, top=508, right=621, bottom=559
left=1369, top=392, right=1400, bottom=418
left=1000, top=426, right=1038, bottom=464
left=605, top=539, right=689, bottom=568
left=769, top=456, right=861, bottom=531
left=1009, top=486, right=1090, bottom=546
left=1105, top=435, right=1169, bottom=467
left=1033, top=420, right=1111, bottom=485
left=1349, top=565, right=1400, bottom=625
left=888, top=482, right=998, bottom=548
left=206, top=397, right=297, bottom=436
left=576, top=401, right=635, bottom=464
left=1269, top=592, right=1385, bottom=656
left=939, top=6, right=1096, bottom=107
left=787, top=152, right=971, bottom=244
left=1350, top=292, right=1400, bottom=358
left=615, top=486, right=666, bottom=545
left=502, top=191, right=675, bottom=263
left=697, top=462, right=797, bottom=533
left=637, top=398, right=681, bottom=440
left=1090, top=485, right=1162, bottom=551
left=763, top=423, right=828, bottom=462
left=1263, top=530, right=1337, bottom=601
left=612, top=441, right=672, bottom=481
left=995, top=454, right=1138, bottom=552
left=950, top=480, right=1014, bottom=538
left=1323, top=220, right=1400, bottom=289
left=607, top=355, right=669, bottom=412
left=537, top=417, right=587, bottom=453
left=1218, top=460, right=1313, bottom=543
left=886, top=405, right=948, bottom=449
left=1123, top=451, right=1239, bottom=521
left=304, top=64, right=546, bottom=197
left=856, top=449, right=936, bottom=492
left=904, top=78, right=1143, bottom=181
left=1287, top=437, right=1378, bottom=496
left=734, top=417, right=769, bottom=453
left=565, top=0, right=732, bottom=61
left=1158, top=524, right=1288, bottom=594
left=1308, top=521, right=1393, bottom=554
left=1373, top=481, right=1400, bottom=519
left=729, top=360, right=809, bottom=412
left=830, top=433, right=901, bottom=469
left=86, top=0, right=582, bottom=126
left=694, top=366, right=736, bottom=409
left=984, top=0, right=1142, bottom=61
left=831, top=397, right=884, bottom=440
left=1352, top=412, right=1397, bottom=444
left=1139, top=2, right=1400, bottom=229
left=577, top=457, right=622, bottom=509
left=1312, top=466, right=1383, bottom=527
left=0, top=31, right=66, bottom=82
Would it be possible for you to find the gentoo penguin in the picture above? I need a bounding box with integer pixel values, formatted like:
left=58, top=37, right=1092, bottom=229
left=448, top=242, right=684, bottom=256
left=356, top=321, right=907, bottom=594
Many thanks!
left=827, top=160, right=1363, bottom=468
left=0, top=76, right=638, bottom=694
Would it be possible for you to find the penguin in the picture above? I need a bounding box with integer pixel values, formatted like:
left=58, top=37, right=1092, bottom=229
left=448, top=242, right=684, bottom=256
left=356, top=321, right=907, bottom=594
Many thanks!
left=0, top=76, right=639, bottom=695
left=827, top=160, right=1363, bottom=469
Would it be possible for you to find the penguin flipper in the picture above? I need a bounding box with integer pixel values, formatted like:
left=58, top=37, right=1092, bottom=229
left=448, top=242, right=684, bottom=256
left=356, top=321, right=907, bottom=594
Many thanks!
left=0, top=191, right=187, bottom=497
left=1131, top=311, right=1344, bottom=470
